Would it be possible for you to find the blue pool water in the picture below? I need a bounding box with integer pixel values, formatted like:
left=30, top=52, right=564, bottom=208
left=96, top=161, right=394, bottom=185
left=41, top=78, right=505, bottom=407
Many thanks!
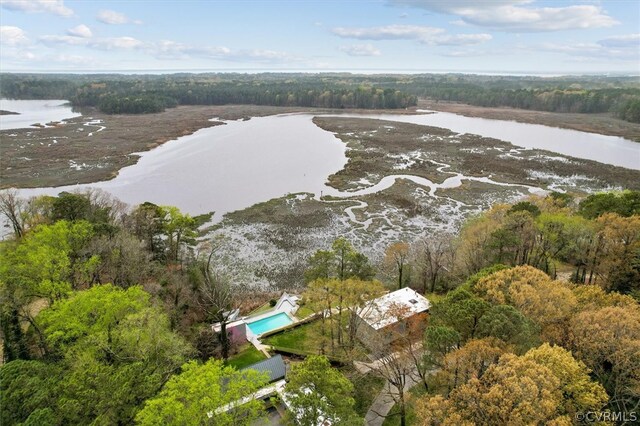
left=247, top=312, right=293, bottom=335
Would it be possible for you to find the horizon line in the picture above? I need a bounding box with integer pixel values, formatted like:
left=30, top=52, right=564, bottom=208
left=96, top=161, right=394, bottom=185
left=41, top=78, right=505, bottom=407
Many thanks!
left=1, top=68, right=639, bottom=78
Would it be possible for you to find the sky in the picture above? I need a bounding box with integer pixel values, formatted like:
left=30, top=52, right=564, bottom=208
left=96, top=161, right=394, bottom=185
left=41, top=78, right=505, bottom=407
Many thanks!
left=0, top=0, right=639, bottom=74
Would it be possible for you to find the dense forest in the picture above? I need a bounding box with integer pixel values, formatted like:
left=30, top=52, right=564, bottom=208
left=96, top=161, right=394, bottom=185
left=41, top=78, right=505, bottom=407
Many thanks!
left=1, top=73, right=639, bottom=122
left=1, top=188, right=638, bottom=425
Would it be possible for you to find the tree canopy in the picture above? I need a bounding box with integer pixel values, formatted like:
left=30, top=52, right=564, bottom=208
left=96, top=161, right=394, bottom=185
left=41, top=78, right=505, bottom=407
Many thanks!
left=135, top=359, right=269, bottom=426
left=284, top=355, right=361, bottom=426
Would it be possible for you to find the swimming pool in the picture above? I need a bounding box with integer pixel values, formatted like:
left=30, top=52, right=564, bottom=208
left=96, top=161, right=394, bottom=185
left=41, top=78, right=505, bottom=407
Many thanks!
left=247, top=312, right=293, bottom=335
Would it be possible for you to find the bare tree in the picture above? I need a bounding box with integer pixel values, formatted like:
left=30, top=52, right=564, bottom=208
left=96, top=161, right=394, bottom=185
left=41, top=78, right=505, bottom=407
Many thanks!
left=0, top=189, right=25, bottom=238
left=413, top=235, right=455, bottom=294
left=370, top=345, right=417, bottom=426
left=82, top=188, right=129, bottom=225
left=385, top=242, right=410, bottom=290
left=198, top=244, right=234, bottom=360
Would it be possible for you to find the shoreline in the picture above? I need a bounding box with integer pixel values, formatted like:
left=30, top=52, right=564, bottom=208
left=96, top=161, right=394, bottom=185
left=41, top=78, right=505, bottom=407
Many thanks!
left=0, top=105, right=429, bottom=190
left=3, top=103, right=638, bottom=190
left=417, top=100, right=640, bottom=143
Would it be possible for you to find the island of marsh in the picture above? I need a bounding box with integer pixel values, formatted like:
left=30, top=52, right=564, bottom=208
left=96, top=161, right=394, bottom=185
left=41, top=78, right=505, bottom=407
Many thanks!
left=204, top=115, right=640, bottom=289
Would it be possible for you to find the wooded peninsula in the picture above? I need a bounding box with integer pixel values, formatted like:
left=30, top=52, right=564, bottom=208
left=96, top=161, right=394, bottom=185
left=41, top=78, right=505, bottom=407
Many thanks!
left=2, top=73, right=639, bottom=122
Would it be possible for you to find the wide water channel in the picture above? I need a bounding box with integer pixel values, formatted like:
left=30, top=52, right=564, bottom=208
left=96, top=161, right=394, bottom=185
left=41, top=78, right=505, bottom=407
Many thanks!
left=0, top=99, right=81, bottom=131
left=9, top=101, right=640, bottom=221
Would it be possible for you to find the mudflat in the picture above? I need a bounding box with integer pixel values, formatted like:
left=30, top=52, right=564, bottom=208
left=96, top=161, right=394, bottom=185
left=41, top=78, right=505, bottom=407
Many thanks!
left=208, top=116, right=640, bottom=288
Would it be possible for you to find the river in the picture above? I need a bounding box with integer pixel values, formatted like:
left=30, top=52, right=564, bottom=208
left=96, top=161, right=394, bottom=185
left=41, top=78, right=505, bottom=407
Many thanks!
left=0, top=99, right=81, bottom=130
left=6, top=100, right=639, bottom=220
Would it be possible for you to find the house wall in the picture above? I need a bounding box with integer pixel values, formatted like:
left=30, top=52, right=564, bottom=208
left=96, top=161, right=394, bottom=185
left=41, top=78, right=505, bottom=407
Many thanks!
left=227, top=322, right=248, bottom=346
left=356, top=311, right=429, bottom=351
left=356, top=321, right=383, bottom=350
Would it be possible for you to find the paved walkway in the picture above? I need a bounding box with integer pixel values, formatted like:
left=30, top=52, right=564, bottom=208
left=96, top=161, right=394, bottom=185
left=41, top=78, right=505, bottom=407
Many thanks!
left=355, top=344, right=431, bottom=426
left=364, top=367, right=421, bottom=426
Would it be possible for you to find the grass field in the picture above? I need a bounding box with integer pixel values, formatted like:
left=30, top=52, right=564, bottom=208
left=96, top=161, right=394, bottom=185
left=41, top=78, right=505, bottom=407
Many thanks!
left=225, top=344, right=267, bottom=369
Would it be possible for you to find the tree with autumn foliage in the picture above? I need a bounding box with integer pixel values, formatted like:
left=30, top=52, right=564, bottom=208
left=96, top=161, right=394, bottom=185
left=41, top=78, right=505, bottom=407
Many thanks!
left=570, top=304, right=640, bottom=414
left=432, top=338, right=508, bottom=395
left=473, top=265, right=576, bottom=344
left=449, top=192, right=640, bottom=296
left=523, top=344, right=608, bottom=417
left=593, top=213, right=640, bottom=294
left=417, top=344, right=607, bottom=426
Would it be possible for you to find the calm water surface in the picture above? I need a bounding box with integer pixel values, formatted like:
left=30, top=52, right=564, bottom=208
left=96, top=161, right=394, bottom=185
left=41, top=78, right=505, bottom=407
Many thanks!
left=339, top=110, right=640, bottom=170
left=13, top=108, right=640, bottom=220
left=0, top=99, right=81, bottom=130
left=17, top=114, right=348, bottom=219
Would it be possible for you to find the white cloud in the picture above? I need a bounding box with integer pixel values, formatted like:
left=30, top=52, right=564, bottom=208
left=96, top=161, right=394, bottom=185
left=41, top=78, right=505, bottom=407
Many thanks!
left=333, top=24, right=443, bottom=40
left=39, top=34, right=88, bottom=46
left=0, top=25, right=29, bottom=45
left=0, top=0, right=73, bottom=17
left=36, top=29, right=292, bottom=64
left=538, top=40, right=639, bottom=62
left=89, top=36, right=144, bottom=50
left=67, top=24, right=92, bottom=38
left=425, top=33, right=492, bottom=46
left=39, top=34, right=144, bottom=51
left=390, top=0, right=618, bottom=32
left=332, top=24, right=491, bottom=46
left=51, top=54, right=95, bottom=65
left=440, top=49, right=492, bottom=57
left=1, top=48, right=37, bottom=61
left=237, top=49, right=290, bottom=61
left=150, top=40, right=232, bottom=60
left=339, top=44, right=382, bottom=56
left=598, top=33, right=640, bottom=48
left=97, top=9, right=142, bottom=25
left=145, top=40, right=291, bottom=63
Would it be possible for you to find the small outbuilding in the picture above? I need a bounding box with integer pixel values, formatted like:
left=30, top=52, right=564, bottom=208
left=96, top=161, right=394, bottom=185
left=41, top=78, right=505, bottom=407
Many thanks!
left=241, top=354, right=287, bottom=384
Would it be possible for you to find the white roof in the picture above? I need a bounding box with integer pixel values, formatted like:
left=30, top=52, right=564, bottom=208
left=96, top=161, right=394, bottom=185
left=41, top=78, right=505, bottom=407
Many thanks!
left=357, top=288, right=430, bottom=330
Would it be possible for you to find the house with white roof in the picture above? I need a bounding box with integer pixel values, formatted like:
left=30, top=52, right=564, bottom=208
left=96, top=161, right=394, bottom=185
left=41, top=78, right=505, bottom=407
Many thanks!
left=355, top=287, right=430, bottom=349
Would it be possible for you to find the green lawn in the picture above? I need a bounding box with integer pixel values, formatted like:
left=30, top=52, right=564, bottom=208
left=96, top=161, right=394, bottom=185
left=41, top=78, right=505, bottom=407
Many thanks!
left=263, top=320, right=315, bottom=351
left=248, top=302, right=274, bottom=317
left=295, top=305, right=315, bottom=319
left=225, top=344, right=267, bottom=369
left=263, top=318, right=371, bottom=363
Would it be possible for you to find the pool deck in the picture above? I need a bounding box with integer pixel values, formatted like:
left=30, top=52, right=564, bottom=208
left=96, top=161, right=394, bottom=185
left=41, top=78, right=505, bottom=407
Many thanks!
left=246, top=310, right=297, bottom=355
left=242, top=293, right=302, bottom=356
left=245, top=309, right=297, bottom=326
left=212, top=293, right=306, bottom=357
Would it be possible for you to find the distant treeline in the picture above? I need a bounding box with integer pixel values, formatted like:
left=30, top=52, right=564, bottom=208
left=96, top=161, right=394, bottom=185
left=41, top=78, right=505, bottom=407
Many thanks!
left=419, top=84, right=640, bottom=120
left=1, top=73, right=639, bottom=122
left=0, top=73, right=417, bottom=114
